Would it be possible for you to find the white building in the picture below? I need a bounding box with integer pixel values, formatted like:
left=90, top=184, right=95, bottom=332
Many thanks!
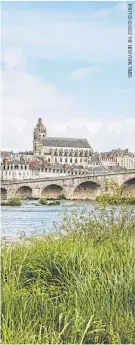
left=99, top=149, right=135, bottom=170
left=33, top=118, right=93, bottom=166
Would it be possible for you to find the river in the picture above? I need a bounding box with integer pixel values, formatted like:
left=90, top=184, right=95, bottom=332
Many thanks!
left=2, top=200, right=135, bottom=239
left=1, top=200, right=95, bottom=238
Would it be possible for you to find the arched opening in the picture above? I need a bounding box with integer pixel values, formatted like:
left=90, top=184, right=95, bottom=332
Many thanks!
left=41, top=184, right=63, bottom=199
left=16, top=186, right=32, bottom=198
left=73, top=181, right=101, bottom=200
left=122, top=178, right=135, bottom=196
left=1, top=188, right=7, bottom=200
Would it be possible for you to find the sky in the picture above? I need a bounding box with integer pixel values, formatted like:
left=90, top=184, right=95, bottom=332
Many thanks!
left=1, top=1, right=135, bottom=152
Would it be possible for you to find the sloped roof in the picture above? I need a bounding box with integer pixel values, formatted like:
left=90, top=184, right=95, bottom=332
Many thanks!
left=42, top=137, right=91, bottom=149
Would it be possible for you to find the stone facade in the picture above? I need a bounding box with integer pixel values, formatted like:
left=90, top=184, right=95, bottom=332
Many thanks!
left=99, top=149, right=135, bottom=170
left=33, top=118, right=93, bottom=166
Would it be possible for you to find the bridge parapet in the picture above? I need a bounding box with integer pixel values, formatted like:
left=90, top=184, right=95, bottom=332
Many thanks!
left=1, top=171, right=135, bottom=200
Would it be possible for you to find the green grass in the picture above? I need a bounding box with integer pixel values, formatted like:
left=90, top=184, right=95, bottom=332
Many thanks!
left=1, top=198, right=21, bottom=206
left=96, top=193, right=135, bottom=205
left=1, top=206, right=135, bottom=344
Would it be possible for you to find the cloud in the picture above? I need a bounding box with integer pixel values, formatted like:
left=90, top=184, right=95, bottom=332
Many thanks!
left=1, top=3, right=135, bottom=153
left=70, top=66, right=101, bottom=80
left=1, top=48, right=135, bottom=153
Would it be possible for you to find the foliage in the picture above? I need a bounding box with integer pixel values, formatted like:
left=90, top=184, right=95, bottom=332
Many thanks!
left=1, top=198, right=21, bottom=206
left=39, top=198, right=47, bottom=205
left=23, top=196, right=39, bottom=200
left=39, top=198, right=60, bottom=206
left=96, top=194, right=135, bottom=205
left=1, top=206, right=135, bottom=344
left=105, top=179, right=122, bottom=195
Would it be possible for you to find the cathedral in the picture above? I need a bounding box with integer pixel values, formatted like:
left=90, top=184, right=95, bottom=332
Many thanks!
left=33, top=118, right=93, bottom=166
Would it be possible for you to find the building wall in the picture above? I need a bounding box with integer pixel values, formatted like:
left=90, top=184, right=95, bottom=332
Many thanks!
left=40, top=147, right=92, bottom=166
left=99, top=150, right=135, bottom=170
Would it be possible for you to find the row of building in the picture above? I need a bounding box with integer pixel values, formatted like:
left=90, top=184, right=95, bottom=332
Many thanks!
left=1, top=118, right=135, bottom=181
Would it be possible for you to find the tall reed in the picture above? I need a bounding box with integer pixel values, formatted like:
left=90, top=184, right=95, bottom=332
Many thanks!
left=1, top=205, right=135, bottom=344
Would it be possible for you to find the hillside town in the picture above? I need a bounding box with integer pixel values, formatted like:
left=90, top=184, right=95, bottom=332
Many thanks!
left=1, top=118, right=135, bottom=181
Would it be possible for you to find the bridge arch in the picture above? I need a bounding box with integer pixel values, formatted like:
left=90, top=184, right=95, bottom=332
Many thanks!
left=41, top=184, right=63, bottom=199
left=16, top=186, right=32, bottom=198
left=73, top=180, right=101, bottom=200
left=1, top=188, right=7, bottom=200
left=121, top=177, right=135, bottom=196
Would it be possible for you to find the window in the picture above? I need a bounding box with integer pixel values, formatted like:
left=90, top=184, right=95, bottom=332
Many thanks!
left=48, top=158, right=50, bottom=162
left=65, top=158, right=67, bottom=163
left=60, top=158, right=62, bottom=162
left=55, top=158, right=57, bottom=163
left=25, top=166, right=27, bottom=170
left=75, top=158, right=77, bottom=163
left=60, top=170, right=62, bottom=173
left=21, top=165, right=23, bottom=170
left=15, top=165, right=19, bottom=169
left=70, top=158, right=72, bottom=163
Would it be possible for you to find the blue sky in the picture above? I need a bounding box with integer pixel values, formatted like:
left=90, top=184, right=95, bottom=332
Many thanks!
left=1, top=1, right=135, bottom=152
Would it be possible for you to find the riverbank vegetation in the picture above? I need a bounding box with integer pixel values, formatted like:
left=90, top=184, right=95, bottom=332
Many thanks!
left=1, top=198, right=21, bottom=206
left=96, top=194, right=135, bottom=205
left=23, top=196, right=39, bottom=200
left=39, top=198, right=60, bottom=206
left=97, top=179, right=135, bottom=205
left=2, top=205, right=135, bottom=344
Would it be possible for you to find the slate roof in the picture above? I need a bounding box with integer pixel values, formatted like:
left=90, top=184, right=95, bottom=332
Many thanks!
left=42, top=137, right=91, bottom=149
left=7, top=160, right=24, bottom=165
left=91, top=156, right=101, bottom=164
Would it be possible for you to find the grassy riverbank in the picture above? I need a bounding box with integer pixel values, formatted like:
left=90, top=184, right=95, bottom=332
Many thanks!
left=1, top=206, right=135, bottom=344
left=96, top=194, right=135, bottom=205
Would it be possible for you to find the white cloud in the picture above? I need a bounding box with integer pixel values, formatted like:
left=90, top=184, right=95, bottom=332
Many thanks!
left=70, top=66, right=101, bottom=80
left=1, top=2, right=135, bottom=153
left=1, top=48, right=135, bottom=153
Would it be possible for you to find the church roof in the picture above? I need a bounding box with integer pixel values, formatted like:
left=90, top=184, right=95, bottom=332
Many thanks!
left=42, top=137, right=91, bottom=149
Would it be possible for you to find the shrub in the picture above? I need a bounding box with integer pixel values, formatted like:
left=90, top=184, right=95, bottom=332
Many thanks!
left=1, top=198, right=21, bottom=206
left=39, top=198, right=47, bottom=205
left=39, top=198, right=60, bottom=206
left=96, top=194, right=135, bottom=205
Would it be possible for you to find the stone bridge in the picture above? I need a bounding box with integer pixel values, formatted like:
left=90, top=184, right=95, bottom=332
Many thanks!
left=1, top=171, right=135, bottom=200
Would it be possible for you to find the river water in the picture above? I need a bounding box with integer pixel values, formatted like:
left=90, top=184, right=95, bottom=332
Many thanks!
left=2, top=200, right=135, bottom=239
left=1, top=200, right=95, bottom=238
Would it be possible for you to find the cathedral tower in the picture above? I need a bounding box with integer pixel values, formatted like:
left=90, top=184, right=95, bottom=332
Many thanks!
left=33, top=118, right=47, bottom=157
